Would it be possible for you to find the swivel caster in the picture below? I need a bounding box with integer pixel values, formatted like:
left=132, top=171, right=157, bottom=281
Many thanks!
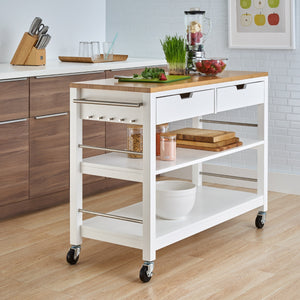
left=139, top=261, right=154, bottom=283
left=255, top=211, right=266, bottom=229
left=66, top=245, right=81, bottom=265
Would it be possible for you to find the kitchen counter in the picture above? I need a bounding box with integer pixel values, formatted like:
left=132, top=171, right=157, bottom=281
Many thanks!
left=0, top=57, right=166, bottom=80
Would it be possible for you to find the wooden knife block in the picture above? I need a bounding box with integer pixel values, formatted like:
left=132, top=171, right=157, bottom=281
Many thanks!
left=10, top=32, right=46, bottom=66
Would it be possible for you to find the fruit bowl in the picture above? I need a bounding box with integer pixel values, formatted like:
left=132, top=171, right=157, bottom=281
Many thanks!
left=195, top=58, right=227, bottom=76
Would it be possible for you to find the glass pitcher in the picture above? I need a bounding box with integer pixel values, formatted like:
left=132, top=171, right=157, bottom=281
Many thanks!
left=184, top=8, right=211, bottom=51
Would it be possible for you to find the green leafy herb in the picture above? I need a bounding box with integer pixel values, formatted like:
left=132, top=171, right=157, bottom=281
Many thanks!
left=141, top=67, right=166, bottom=79
left=133, top=73, right=139, bottom=78
left=160, top=35, right=186, bottom=72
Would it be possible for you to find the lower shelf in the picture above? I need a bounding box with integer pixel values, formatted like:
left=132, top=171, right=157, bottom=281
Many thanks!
left=81, top=186, right=264, bottom=250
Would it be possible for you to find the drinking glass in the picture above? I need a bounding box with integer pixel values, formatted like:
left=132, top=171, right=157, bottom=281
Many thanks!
left=90, top=41, right=101, bottom=61
left=103, top=42, right=114, bottom=60
left=79, top=41, right=90, bottom=57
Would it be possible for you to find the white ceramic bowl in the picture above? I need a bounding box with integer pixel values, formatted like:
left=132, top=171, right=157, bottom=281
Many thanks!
left=156, top=180, right=197, bottom=220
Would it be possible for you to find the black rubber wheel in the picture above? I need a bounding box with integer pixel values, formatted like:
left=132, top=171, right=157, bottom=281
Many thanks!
left=139, top=265, right=152, bottom=283
left=255, top=215, right=264, bottom=229
left=66, top=248, right=79, bottom=265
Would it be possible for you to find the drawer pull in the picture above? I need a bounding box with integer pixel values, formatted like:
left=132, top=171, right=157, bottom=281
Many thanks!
left=236, top=84, right=246, bottom=90
left=0, top=118, right=27, bottom=125
left=180, top=92, right=193, bottom=99
left=35, top=71, right=104, bottom=78
left=34, top=112, right=68, bottom=119
left=0, top=77, right=27, bottom=83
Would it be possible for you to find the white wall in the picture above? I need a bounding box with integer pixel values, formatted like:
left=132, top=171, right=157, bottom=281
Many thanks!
left=0, top=0, right=106, bottom=63
left=107, top=0, right=300, bottom=178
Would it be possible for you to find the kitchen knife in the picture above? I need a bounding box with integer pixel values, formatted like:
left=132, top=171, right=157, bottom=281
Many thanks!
left=38, top=25, right=49, bottom=37
left=28, top=17, right=43, bottom=36
left=41, top=34, right=51, bottom=49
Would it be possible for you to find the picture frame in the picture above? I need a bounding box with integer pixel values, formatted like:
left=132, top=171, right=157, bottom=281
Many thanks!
left=228, top=0, right=296, bottom=49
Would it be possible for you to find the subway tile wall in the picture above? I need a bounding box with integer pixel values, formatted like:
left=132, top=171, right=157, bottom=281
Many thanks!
left=107, top=0, right=300, bottom=175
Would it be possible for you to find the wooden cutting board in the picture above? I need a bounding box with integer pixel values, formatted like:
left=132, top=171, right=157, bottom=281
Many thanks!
left=176, top=137, right=239, bottom=148
left=169, top=128, right=236, bottom=143
left=177, top=141, right=243, bottom=152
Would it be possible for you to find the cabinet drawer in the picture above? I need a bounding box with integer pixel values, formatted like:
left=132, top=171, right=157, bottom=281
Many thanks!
left=216, top=81, right=265, bottom=112
left=30, top=72, right=105, bottom=116
left=0, top=78, right=29, bottom=121
left=156, top=89, right=214, bottom=124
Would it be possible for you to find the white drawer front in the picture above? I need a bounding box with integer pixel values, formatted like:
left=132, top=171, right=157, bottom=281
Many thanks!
left=156, top=89, right=214, bottom=124
left=216, top=81, right=265, bottom=112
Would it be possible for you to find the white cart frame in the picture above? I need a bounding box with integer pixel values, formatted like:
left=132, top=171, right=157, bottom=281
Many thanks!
left=67, top=72, right=268, bottom=281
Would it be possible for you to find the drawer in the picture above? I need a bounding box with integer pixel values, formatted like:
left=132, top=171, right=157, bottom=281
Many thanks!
left=30, top=72, right=105, bottom=116
left=156, top=89, right=214, bottom=124
left=0, top=78, right=29, bottom=121
left=216, top=81, right=265, bottom=112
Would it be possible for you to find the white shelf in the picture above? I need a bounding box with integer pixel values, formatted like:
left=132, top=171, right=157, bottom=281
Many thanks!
left=81, top=186, right=263, bottom=250
left=81, top=138, right=264, bottom=181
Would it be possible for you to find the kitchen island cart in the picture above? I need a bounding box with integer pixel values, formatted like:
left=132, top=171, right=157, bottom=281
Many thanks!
left=67, top=71, right=268, bottom=282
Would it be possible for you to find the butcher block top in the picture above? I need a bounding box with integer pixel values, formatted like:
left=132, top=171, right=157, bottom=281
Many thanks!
left=70, top=70, right=268, bottom=93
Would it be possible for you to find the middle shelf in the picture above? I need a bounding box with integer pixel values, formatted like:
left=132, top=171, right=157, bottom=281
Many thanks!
left=81, top=138, right=264, bottom=182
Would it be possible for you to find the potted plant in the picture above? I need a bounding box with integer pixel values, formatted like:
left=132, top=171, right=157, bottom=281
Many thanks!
left=160, top=35, right=186, bottom=75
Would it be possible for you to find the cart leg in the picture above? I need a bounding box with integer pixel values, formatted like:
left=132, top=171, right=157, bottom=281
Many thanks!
left=257, top=98, right=268, bottom=211
left=256, top=81, right=268, bottom=228
left=141, top=93, right=156, bottom=282
left=69, top=87, right=83, bottom=247
left=192, top=117, right=203, bottom=187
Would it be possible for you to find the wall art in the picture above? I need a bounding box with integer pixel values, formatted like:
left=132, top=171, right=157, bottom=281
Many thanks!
left=228, top=0, right=295, bottom=49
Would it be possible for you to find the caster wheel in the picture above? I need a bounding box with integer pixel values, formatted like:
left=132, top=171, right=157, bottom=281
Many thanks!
left=66, top=248, right=80, bottom=265
left=139, top=265, right=152, bottom=283
left=255, top=215, right=265, bottom=229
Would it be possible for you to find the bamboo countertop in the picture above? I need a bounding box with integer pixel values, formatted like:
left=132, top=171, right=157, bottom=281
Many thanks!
left=70, top=70, right=268, bottom=93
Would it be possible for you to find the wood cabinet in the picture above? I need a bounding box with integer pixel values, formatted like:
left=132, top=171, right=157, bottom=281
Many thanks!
left=29, top=72, right=106, bottom=201
left=0, top=78, right=29, bottom=121
left=0, top=78, right=29, bottom=218
left=0, top=119, right=29, bottom=207
left=29, top=113, right=69, bottom=198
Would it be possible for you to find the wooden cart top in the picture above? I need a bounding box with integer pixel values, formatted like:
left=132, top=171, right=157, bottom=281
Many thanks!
left=70, top=70, right=268, bottom=93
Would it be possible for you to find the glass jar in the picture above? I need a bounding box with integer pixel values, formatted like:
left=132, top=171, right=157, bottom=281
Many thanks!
left=127, top=125, right=143, bottom=158
left=156, top=123, right=169, bottom=156
left=160, top=133, right=176, bottom=161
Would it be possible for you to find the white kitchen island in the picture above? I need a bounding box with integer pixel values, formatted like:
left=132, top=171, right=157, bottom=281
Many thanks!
left=68, top=71, right=268, bottom=282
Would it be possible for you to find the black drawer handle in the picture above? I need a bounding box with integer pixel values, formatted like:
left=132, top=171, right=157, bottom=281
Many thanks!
left=180, top=92, right=193, bottom=99
left=236, top=84, right=246, bottom=90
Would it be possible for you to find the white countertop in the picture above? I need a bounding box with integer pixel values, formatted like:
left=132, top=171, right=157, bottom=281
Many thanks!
left=0, top=58, right=166, bottom=80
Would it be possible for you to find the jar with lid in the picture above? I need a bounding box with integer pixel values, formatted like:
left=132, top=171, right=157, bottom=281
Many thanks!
left=156, top=123, right=169, bottom=156
left=160, top=133, right=176, bottom=161
left=127, top=125, right=143, bottom=158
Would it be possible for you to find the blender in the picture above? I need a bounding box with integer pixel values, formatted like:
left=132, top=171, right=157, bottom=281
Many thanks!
left=185, top=8, right=211, bottom=72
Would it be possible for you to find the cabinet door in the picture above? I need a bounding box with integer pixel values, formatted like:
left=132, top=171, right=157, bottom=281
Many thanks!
left=29, top=113, right=69, bottom=198
left=30, top=72, right=105, bottom=116
left=0, top=78, right=29, bottom=121
left=0, top=119, right=29, bottom=206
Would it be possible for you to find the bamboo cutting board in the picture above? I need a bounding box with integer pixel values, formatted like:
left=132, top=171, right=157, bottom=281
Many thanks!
left=176, top=137, right=239, bottom=148
left=169, top=128, right=236, bottom=143
left=177, top=141, right=243, bottom=152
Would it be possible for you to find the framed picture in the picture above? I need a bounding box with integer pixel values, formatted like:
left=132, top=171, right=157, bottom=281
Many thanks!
left=228, top=0, right=296, bottom=49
